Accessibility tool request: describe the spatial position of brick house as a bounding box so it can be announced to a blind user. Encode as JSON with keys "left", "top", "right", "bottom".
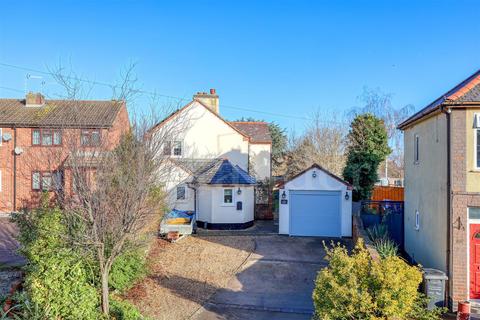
{"left": 398, "top": 70, "right": 480, "bottom": 310}
{"left": 0, "top": 93, "right": 129, "bottom": 213}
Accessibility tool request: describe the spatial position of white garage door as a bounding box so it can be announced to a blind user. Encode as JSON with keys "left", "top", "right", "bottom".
{"left": 289, "top": 190, "right": 341, "bottom": 237}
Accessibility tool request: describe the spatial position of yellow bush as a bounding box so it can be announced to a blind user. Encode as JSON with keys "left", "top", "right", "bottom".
{"left": 312, "top": 240, "right": 442, "bottom": 320}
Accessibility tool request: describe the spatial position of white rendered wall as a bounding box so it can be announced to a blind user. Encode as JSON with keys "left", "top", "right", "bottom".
{"left": 249, "top": 143, "right": 271, "bottom": 180}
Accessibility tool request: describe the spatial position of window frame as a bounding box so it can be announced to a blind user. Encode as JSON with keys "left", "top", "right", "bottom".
{"left": 414, "top": 134, "right": 420, "bottom": 164}
{"left": 162, "top": 140, "right": 183, "bottom": 157}
{"left": 32, "top": 128, "right": 62, "bottom": 146}
{"left": 176, "top": 185, "right": 187, "bottom": 201}
{"left": 32, "top": 171, "right": 62, "bottom": 191}
{"left": 80, "top": 129, "right": 102, "bottom": 147}
{"left": 221, "top": 188, "right": 235, "bottom": 206}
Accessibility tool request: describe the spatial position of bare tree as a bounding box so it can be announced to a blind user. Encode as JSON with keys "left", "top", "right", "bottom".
{"left": 284, "top": 112, "right": 346, "bottom": 179}
{"left": 19, "top": 62, "right": 190, "bottom": 315}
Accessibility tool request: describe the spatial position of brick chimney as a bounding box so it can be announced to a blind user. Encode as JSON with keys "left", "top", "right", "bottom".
{"left": 25, "top": 92, "right": 45, "bottom": 107}
{"left": 193, "top": 89, "right": 219, "bottom": 114}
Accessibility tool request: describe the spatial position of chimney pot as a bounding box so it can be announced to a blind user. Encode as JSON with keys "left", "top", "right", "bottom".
{"left": 210, "top": 88, "right": 216, "bottom": 95}
{"left": 25, "top": 92, "right": 45, "bottom": 107}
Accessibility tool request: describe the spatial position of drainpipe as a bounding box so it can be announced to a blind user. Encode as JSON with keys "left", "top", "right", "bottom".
{"left": 441, "top": 105, "right": 452, "bottom": 306}
{"left": 13, "top": 126, "right": 17, "bottom": 212}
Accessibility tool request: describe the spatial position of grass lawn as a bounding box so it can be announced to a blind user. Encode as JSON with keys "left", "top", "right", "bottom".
{"left": 125, "top": 235, "right": 255, "bottom": 320}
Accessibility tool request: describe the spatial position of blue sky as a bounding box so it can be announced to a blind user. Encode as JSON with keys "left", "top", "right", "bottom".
{"left": 1, "top": 0, "right": 480, "bottom": 132}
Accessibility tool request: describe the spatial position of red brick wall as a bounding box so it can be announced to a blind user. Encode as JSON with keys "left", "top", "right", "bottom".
{"left": 449, "top": 109, "right": 480, "bottom": 310}
{"left": 0, "top": 103, "right": 130, "bottom": 212}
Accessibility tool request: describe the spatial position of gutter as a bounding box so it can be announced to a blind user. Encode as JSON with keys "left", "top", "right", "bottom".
{"left": 440, "top": 105, "right": 452, "bottom": 306}
{"left": 13, "top": 126, "right": 17, "bottom": 211}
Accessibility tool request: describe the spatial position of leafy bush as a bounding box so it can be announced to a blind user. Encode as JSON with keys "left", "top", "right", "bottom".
{"left": 375, "top": 238, "right": 398, "bottom": 258}
{"left": 12, "top": 206, "right": 100, "bottom": 320}
{"left": 110, "top": 249, "right": 148, "bottom": 292}
{"left": 312, "top": 240, "right": 444, "bottom": 319}
{"left": 110, "top": 296, "right": 145, "bottom": 320}
{"left": 366, "top": 224, "right": 388, "bottom": 242}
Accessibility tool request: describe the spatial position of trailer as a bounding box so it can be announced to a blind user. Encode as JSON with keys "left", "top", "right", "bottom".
{"left": 159, "top": 209, "right": 196, "bottom": 242}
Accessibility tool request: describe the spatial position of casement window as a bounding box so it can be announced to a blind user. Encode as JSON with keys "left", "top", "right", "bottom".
{"left": 176, "top": 185, "right": 186, "bottom": 201}
{"left": 222, "top": 188, "right": 234, "bottom": 205}
{"left": 32, "top": 129, "right": 62, "bottom": 146}
{"left": 415, "top": 210, "right": 420, "bottom": 230}
{"left": 414, "top": 134, "right": 420, "bottom": 164}
{"left": 475, "top": 114, "right": 480, "bottom": 169}
{"left": 32, "top": 171, "right": 62, "bottom": 191}
{"left": 163, "top": 141, "right": 183, "bottom": 156}
{"left": 80, "top": 129, "right": 101, "bottom": 147}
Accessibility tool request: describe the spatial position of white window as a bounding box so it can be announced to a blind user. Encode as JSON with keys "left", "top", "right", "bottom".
{"left": 415, "top": 210, "right": 420, "bottom": 230}
{"left": 222, "top": 188, "right": 234, "bottom": 205}
{"left": 173, "top": 141, "right": 182, "bottom": 156}
{"left": 162, "top": 141, "right": 183, "bottom": 156}
{"left": 414, "top": 134, "right": 419, "bottom": 164}
{"left": 475, "top": 114, "right": 480, "bottom": 169}
{"left": 176, "top": 186, "right": 186, "bottom": 201}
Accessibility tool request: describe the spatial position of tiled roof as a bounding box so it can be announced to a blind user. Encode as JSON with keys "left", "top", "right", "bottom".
{"left": 172, "top": 158, "right": 256, "bottom": 185}
{"left": 398, "top": 69, "right": 480, "bottom": 129}
{"left": 229, "top": 121, "right": 272, "bottom": 143}
{"left": 0, "top": 99, "right": 124, "bottom": 127}
{"left": 209, "top": 160, "right": 256, "bottom": 185}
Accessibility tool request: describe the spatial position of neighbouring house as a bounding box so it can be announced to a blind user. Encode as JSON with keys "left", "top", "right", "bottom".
{"left": 398, "top": 69, "right": 480, "bottom": 310}
{"left": 149, "top": 89, "right": 272, "bottom": 229}
{"left": 0, "top": 92, "right": 130, "bottom": 213}
{"left": 278, "top": 164, "right": 352, "bottom": 237}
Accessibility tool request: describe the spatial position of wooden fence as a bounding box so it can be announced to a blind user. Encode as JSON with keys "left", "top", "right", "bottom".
{"left": 371, "top": 186, "right": 404, "bottom": 201}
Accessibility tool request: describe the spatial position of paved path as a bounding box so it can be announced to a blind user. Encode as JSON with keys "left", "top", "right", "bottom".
{"left": 0, "top": 218, "right": 25, "bottom": 267}
{"left": 193, "top": 235, "right": 351, "bottom": 320}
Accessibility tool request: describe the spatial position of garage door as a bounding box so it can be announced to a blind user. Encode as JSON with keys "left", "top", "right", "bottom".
{"left": 289, "top": 190, "right": 341, "bottom": 237}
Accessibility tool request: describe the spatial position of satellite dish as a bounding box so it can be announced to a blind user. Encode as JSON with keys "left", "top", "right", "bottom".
{"left": 14, "top": 147, "right": 23, "bottom": 155}
{"left": 2, "top": 133, "right": 12, "bottom": 141}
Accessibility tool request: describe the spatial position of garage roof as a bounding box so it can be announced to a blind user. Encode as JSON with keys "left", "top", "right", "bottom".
{"left": 279, "top": 164, "right": 352, "bottom": 190}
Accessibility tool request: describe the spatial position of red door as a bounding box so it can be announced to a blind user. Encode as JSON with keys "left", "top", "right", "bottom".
{"left": 470, "top": 224, "right": 480, "bottom": 299}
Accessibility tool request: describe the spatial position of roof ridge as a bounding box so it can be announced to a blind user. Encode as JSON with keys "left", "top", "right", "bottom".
{"left": 229, "top": 121, "right": 268, "bottom": 124}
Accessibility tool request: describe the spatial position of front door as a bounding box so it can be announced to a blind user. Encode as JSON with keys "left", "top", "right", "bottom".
{"left": 470, "top": 224, "right": 480, "bottom": 299}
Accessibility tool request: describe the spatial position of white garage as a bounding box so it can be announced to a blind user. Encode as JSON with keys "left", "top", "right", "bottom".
{"left": 278, "top": 164, "right": 352, "bottom": 237}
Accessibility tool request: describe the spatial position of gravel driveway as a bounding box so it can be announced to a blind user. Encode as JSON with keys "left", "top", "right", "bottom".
{"left": 193, "top": 235, "right": 351, "bottom": 320}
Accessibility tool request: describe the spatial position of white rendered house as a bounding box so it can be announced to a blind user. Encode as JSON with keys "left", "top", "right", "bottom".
{"left": 150, "top": 89, "right": 272, "bottom": 229}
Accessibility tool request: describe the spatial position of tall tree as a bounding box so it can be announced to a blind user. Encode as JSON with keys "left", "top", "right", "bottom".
{"left": 348, "top": 87, "right": 414, "bottom": 178}
{"left": 343, "top": 113, "right": 391, "bottom": 201}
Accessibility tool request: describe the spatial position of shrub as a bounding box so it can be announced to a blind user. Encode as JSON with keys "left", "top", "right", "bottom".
{"left": 366, "top": 224, "right": 388, "bottom": 242}
{"left": 110, "top": 296, "right": 145, "bottom": 320}
{"left": 312, "top": 240, "right": 444, "bottom": 320}
{"left": 109, "top": 249, "right": 148, "bottom": 292}
{"left": 12, "top": 206, "right": 100, "bottom": 320}
{"left": 374, "top": 238, "right": 398, "bottom": 258}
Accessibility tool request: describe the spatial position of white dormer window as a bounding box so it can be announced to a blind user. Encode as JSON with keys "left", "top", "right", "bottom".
{"left": 163, "top": 141, "right": 183, "bottom": 157}
{"left": 474, "top": 114, "right": 480, "bottom": 169}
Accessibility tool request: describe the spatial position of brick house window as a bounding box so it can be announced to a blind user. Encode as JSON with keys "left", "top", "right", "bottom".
{"left": 81, "top": 129, "right": 101, "bottom": 147}
{"left": 414, "top": 134, "right": 420, "bottom": 164}
{"left": 32, "top": 129, "right": 62, "bottom": 146}
{"left": 32, "top": 171, "right": 62, "bottom": 191}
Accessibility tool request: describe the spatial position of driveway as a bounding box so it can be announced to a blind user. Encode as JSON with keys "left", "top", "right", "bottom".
{"left": 194, "top": 235, "right": 351, "bottom": 320}
{"left": 0, "top": 217, "right": 25, "bottom": 267}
